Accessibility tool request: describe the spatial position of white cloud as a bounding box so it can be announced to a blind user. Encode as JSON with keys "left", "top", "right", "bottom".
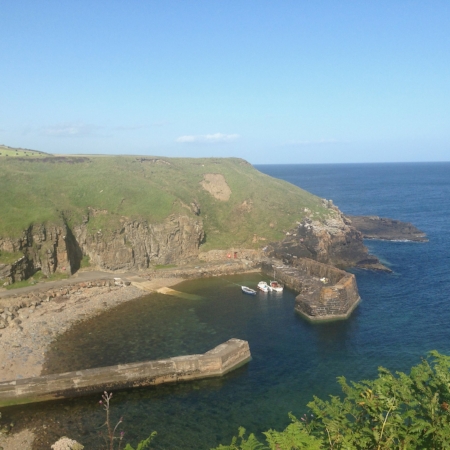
{"left": 42, "top": 123, "right": 101, "bottom": 137}
{"left": 176, "top": 133, "right": 240, "bottom": 144}
{"left": 284, "top": 139, "right": 345, "bottom": 146}
{"left": 285, "top": 139, "right": 340, "bottom": 146}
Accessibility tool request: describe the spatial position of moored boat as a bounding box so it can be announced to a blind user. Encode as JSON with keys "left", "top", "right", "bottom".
{"left": 241, "top": 286, "right": 257, "bottom": 295}
{"left": 257, "top": 281, "right": 270, "bottom": 292}
{"left": 269, "top": 281, "right": 283, "bottom": 292}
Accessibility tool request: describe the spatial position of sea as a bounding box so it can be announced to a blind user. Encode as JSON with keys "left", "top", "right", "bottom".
{"left": 3, "top": 162, "right": 450, "bottom": 449}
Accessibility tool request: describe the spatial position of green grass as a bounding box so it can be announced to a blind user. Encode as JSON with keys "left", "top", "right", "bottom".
{"left": 0, "top": 250, "right": 24, "bottom": 265}
{"left": 0, "top": 152, "right": 332, "bottom": 249}
{"left": 4, "top": 279, "right": 36, "bottom": 290}
{"left": 153, "top": 264, "right": 177, "bottom": 270}
{"left": 0, "top": 145, "right": 48, "bottom": 158}
{"left": 80, "top": 255, "right": 91, "bottom": 269}
{"left": 4, "top": 271, "right": 69, "bottom": 289}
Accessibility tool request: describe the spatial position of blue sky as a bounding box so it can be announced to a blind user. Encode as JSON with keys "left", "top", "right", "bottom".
{"left": 1, "top": 1, "right": 449, "bottom": 163}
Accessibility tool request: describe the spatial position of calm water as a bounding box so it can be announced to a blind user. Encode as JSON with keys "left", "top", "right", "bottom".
{"left": 4, "top": 163, "right": 450, "bottom": 449}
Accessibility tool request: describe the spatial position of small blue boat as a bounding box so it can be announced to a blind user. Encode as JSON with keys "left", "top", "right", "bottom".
{"left": 241, "top": 286, "right": 257, "bottom": 295}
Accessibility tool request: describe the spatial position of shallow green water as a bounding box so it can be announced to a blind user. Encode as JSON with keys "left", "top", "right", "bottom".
{"left": 8, "top": 273, "right": 325, "bottom": 449}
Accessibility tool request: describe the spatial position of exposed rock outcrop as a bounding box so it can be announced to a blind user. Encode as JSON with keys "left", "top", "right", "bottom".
{"left": 0, "top": 214, "right": 204, "bottom": 283}
{"left": 0, "top": 256, "right": 34, "bottom": 285}
{"left": 266, "top": 209, "right": 390, "bottom": 272}
{"left": 74, "top": 214, "right": 204, "bottom": 271}
{"left": 346, "top": 215, "right": 428, "bottom": 242}
{"left": 0, "top": 278, "right": 130, "bottom": 332}
{"left": 0, "top": 224, "right": 73, "bottom": 284}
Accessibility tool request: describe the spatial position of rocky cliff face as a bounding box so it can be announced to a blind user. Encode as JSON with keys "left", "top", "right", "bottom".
{"left": 0, "top": 224, "right": 71, "bottom": 283}
{"left": 73, "top": 215, "right": 204, "bottom": 271}
{"left": 0, "top": 214, "right": 204, "bottom": 284}
{"left": 266, "top": 206, "right": 389, "bottom": 271}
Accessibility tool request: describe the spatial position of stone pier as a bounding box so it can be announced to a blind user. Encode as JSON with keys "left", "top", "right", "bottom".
{"left": 262, "top": 258, "right": 360, "bottom": 321}
{"left": 0, "top": 339, "right": 251, "bottom": 407}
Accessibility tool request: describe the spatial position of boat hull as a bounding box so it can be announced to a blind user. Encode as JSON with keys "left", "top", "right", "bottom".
{"left": 270, "top": 281, "right": 283, "bottom": 292}
{"left": 241, "top": 286, "right": 257, "bottom": 295}
{"left": 257, "top": 281, "right": 270, "bottom": 292}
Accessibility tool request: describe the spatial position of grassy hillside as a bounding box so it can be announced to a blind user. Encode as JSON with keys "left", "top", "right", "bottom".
{"left": 0, "top": 153, "right": 330, "bottom": 250}
{"left": 0, "top": 144, "right": 49, "bottom": 158}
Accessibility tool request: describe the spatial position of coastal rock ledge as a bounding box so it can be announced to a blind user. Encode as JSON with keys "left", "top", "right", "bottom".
{"left": 346, "top": 215, "right": 428, "bottom": 242}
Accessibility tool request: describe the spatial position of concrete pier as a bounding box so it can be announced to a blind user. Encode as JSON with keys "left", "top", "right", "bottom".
{"left": 0, "top": 338, "right": 251, "bottom": 407}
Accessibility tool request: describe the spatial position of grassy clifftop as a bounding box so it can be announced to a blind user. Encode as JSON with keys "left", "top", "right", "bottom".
{"left": 0, "top": 144, "right": 48, "bottom": 158}
{"left": 0, "top": 153, "right": 330, "bottom": 250}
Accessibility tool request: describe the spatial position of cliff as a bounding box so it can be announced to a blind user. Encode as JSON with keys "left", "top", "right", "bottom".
{"left": 0, "top": 215, "right": 204, "bottom": 284}
{"left": 0, "top": 153, "right": 388, "bottom": 285}
{"left": 266, "top": 201, "right": 390, "bottom": 271}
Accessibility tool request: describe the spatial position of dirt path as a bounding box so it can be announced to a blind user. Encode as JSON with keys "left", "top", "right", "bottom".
{"left": 0, "top": 270, "right": 140, "bottom": 300}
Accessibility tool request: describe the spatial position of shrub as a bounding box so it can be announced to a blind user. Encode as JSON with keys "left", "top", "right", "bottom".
{"left": 215, "top": 351, "right": 450, "bottom": 450}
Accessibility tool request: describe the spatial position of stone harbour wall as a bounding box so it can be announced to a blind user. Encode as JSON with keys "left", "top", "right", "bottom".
{"left": 291, "top": 257, "right": 345, "bottom": 284}
{"left": 199, "top": 249, "right": 264, "bottom": 262}
{"left": 295, "top": 271, "right": 360, "bottom": 321}
{"left": 262, "top": 258, "right": 360, "bottom": 321}
{"left": 153, "top": 259, "right": 260, "bottom": 279}
{"left": 0, "top": 338, "right": 251, "bottom": 407}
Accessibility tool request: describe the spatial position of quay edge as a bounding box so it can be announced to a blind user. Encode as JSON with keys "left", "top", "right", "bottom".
{"left": 261, "top": 258, "right": 361, "bottom": 322}
{"left": 0, "top": 338, "right": 251, "bottom": 407}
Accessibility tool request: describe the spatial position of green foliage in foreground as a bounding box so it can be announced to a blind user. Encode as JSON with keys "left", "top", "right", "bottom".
{"left": 123, "top": 432, "right": 157, "bottom": 450}
{"left": 214, "top": 351, "right": 450, "bottom": 450}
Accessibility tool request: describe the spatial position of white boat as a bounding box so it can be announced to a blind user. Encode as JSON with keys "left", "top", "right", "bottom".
{"left": 257, "top": 281, "right": 270, "bottom": 292}
{"left": 269, "top": 281, "right": 283, "bottom": 292}
{"left": 241, "top": 286, "right": 257, "bottom": 295}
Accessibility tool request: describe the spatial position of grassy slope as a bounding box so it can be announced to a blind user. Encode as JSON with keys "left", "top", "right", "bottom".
{"left": 0, "top": 154, "right": 330, "bottom": 250}
{"left": 0, "top": 144, "right": 48, "bottom": 158}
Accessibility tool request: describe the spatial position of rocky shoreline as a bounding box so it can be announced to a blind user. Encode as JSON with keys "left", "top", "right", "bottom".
{"left": 0, "top": 259, "right": 254, "bottom": 450}
{"left": 347, "top": 215, "right": 428, "bottom": 242}
{"left": 0, "top": 262, "right": 260, "bottom": 449}
{"left": 0, "top": 276, "right": 187, "bottom": 450}
{"left": 0, "top": 283, "right": 143, "bottom": 383}
{"left": 0, "top": 278, "right": 187, "bottom": 384}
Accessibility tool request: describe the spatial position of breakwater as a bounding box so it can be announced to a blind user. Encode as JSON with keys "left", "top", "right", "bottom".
{"left": 262, "top": 258, "right": 360, "bottom": 321}
{"left": 0, "top": 338, "right": 251, "bottom": 407}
